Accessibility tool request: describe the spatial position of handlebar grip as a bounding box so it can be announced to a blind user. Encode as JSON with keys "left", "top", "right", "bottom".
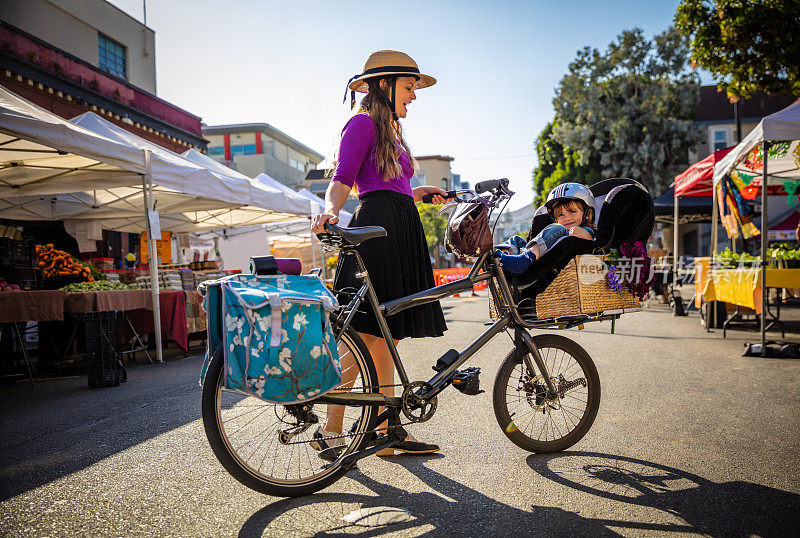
{"left": 421, "top": 190, "right": 457, "bottom": 204}
{"left": 475, "top": 178, "right": 509, "bottom": 194}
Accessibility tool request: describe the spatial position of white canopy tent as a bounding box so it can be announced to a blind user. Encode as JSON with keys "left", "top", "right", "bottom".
{"left": 254, "top": 173, "right": 355, "bottom": 275}
{"left": 0, "top": 85, "right": 309, "bottom": 362}
{"left": 712, "top": 98, "right": 800, "bottom": 353}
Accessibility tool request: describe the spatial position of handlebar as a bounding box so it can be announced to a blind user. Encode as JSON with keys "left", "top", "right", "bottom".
{"left": 475, "top": 178, "right": 512, "bottom": 195}
{"left": 421, "top": 190, "right": 457, "bottom": 204}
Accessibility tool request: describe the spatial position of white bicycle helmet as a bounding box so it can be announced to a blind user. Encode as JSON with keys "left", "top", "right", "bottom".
{"left": 544, "top": 182, "right": 596, "bottom": 218}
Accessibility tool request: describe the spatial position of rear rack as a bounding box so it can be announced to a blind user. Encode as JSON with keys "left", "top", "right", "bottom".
{"left": 515, "top": 308, "right": 640, "bottom": 332}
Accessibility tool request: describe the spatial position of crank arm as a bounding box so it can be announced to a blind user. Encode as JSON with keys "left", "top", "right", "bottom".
{"left": 340, "top": 426, "right": 408, "bottom": 468}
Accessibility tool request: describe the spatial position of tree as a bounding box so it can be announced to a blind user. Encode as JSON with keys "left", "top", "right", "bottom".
{"left": 675, "top": 0, "right": 800, "bottom": 100}
{"left": 416, "top": 203, "right": 447, "bottom": 267}
{"left": 550, "top": 27, "right": 702, "bottom": 195}
{"left": 532, "top": 121, "right": 600, "bottom": 205}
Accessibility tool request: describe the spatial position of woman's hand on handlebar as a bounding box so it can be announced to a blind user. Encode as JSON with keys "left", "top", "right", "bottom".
{"left": 312, "top": 212, "right": 338, "bottom": 234}
{"left": 413, "top": 185, "right": 449, "bottom": 205}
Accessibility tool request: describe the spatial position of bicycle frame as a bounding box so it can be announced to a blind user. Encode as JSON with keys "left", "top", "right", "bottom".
{"left": 316, "top": 248, "right": 558, "bottom": 409}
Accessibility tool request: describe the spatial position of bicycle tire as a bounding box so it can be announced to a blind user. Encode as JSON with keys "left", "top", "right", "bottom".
{"left": 201, "top": 326, "right": 378, "bottom": 497}
{"left": 492, "top": 333, "right": 600, "bottom": 453}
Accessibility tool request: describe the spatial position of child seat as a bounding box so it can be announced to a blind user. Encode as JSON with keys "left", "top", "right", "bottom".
{"left": 513, "top": 178, "right": 655, "bottom": 298}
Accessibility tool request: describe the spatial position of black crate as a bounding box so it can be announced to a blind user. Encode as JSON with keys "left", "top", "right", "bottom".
{"left": 14, "top": 267, "right": 42, "bottom": 290}
{"left": 0, "top": 266, "right": 42, "bottom": 290}
{"left": 84, "top": 310, "right": 127, "bottom": 388}
{"left": 0, "top": 238, "right": 35, "bottom": 267}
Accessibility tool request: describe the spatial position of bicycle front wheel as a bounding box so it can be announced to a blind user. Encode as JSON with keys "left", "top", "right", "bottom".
{"left": 201, "top": 327, "right": 378, "bottom": 497}
{"left": 493, "top": 333, "right": 600, "bottom": 453}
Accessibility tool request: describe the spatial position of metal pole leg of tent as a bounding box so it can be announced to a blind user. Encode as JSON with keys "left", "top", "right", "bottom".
{"left": 673, "top": 194, "right": 679, "bottom": 293}
{"left": 710, "top": 181, "right": 720, "bottom": 330}
{"left": 14, "top": 322, "right": 35, "bottom": 387}
{"left": 141, "top": 153, "right": 163, "bottom": 364}
{"left": 761, "top": 142, "right": 769, "bottom": 357}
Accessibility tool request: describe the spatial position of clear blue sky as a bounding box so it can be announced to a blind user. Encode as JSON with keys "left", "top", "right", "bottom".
{"left": 110, "top": 0, "right": 702, "bottom": 209}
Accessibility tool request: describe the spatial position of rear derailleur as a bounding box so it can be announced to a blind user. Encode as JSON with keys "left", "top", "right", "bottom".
{"left": 278, "top": 402, "right": 319, "bottom": 444}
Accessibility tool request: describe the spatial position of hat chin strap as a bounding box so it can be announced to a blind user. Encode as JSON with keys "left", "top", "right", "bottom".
{"left": 388, "top": 78, "right": 398, "bottom": 121}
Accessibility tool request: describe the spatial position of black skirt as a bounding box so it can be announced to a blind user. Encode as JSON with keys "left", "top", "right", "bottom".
{"left": 333, "top": 190, "right": 447, "bottom": 340}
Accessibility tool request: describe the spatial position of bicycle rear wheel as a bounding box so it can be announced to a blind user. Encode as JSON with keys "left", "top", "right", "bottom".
{"left": 201, "top": 327, "right": 378, "bottom": 497}
{"left": 493, "top": 333, "right": 600, "bottom": 453}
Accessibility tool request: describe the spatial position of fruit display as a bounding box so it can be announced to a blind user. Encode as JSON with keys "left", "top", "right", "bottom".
{"left": 60, "top": 281, "right": 135, "bottom": 292}
{"left": 0, "top": 281, "right": 23, "bottom": 292}
{"left": 36, "top": 244, "right": 94, "bottom": 281}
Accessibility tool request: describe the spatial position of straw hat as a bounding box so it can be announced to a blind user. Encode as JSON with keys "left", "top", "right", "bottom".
{"left": 347, "top": 50, "right": 436, "bottom": 93}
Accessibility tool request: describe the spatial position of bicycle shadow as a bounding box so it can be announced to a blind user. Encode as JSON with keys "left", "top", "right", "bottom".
{"left": 239, "top": 455, "right": 617, "bottom": 537}
{"left": 526, "top": 451, "right": 800, "bottom": 536}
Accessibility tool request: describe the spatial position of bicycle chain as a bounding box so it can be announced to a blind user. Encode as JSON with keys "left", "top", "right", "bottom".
{"left": 282, "top": 383, "right": 415, "bottom": 446}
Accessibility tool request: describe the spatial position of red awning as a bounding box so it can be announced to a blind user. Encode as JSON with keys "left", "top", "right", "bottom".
{"left": 674, "top": 147, "right": 734, "bottom": 198}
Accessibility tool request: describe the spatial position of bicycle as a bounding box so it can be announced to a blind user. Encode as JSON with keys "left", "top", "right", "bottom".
{"left": 201, "top": 178, "right": 606, "bottom": 497}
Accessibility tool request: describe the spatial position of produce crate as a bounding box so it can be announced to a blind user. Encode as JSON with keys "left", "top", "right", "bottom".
{"left": 0, "top": 266, "right": 42, "bottom": 290}
{"left": 84, "top": 310, "right": 127, "bottom": 388}
{"left": 189, "top": 261, "right": 218, "bottom": 271}
{"left": 0, "top": 238, "right": 35, "bottom": 267}
{"left": 89, "top": 257, "right": 115, "bottom": 271}
{"left": 14, "top": 267, "right": 42, "bottom": 291}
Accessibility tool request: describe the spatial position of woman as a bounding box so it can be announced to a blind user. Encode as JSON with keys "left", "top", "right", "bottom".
{"left": 311, "top": 50, "right": 448, "bottom": 456}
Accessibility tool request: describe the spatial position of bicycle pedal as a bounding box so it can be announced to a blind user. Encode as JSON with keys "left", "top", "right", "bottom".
{"left": 451, "top": 367, "right": 483, "bottom": 395}
{"left": 432, "top": 349, "right": 459, "bottom": 372}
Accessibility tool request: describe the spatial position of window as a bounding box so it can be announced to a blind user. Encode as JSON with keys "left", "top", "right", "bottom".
{"left": 98, "top": 34, "right": 127, "bottom": 79}
{"left": 289, "top": 157, "right": 305, "bottom": 171}
{"left": 713, "top": 130, "right": 728, "bottom": 151}
{"left": 207, "top": 147, "right": 224, "bottom": 157}
{"left": 441, "top": 178, "right": 448, "bottom": 189}
{"left": 229, "top": 144, "right": 256, "bottom": 156}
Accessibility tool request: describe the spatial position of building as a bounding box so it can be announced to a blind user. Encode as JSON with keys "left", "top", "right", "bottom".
{"left": 415, "top": 155, "right": 454, "bottom": 190}
{"left": 0, "top": 0, "right": 208, "bottom": 265}
{"left": 691, "top": 86, "right": 797, "bottom": 162}
{"left": 666, "top": 85, "right": 798, "bottom": 258}
{"left": 0, "top": 0, "right": 206, "bottom": 152}
{"left": 203, "top": 123, "right": 325, "bottom": 189}
{"left": 492, "top": 203, "right": 536, "bottom": 245}
{"left": 451, "top": 173, "right": 469, "bottom": 191}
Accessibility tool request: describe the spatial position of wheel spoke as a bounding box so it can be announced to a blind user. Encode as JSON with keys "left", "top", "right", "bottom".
{"left": 495, "top": 336, "right": 599, "bottom": 453}
{"left": 203, "top": 330, "right": 378, "bottom": 493}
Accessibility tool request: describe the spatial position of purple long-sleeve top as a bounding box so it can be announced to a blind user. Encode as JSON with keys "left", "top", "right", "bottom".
{"left": 332, "top": 113, "right": 414, "bottom": 197}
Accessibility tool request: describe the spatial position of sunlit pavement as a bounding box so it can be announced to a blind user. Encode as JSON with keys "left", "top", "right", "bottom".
{"left": 1, "top": 292, "right": 799, "bottom": 536}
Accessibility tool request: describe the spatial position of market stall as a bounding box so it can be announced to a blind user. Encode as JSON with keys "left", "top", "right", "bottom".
{"left": 0, "top": 85, "right": 310, "bottom": 373}
{"left": 669, "top": 147, "right": 733, "bottom": 277}
{"left": 712, "top": 98, "right": 800, "bottom": 352}
{"left": 702, "top": 266, "right": 800, "bottom": 336}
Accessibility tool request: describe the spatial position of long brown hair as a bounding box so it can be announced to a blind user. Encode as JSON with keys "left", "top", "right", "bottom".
{"left": 328, "top": 77, "right": 415, "bottom": 184}
{"left": 358, "top": 78, "right": 414, "bottom": 181}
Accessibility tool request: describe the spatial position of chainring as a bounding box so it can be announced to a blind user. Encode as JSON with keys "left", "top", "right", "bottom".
{"left": 401, "top": 381, "right": 438, "bottom": 423}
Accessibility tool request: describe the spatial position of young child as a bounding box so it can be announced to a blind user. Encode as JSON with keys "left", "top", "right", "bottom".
{"left": 497, "top": 183, "right": 596, "bottom": 274}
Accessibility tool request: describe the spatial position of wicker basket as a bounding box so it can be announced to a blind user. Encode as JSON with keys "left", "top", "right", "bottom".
{"left": 488, "top": 281, "right": 505, "bottom": 321}
{"left": 535, "top": 259, "right": 583, "bottom": 319}
{"left": 489, "top": 255, "right": 639, "bottom": 321}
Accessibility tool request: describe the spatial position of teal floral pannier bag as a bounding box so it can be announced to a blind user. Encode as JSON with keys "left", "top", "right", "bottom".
{"left": 201, "top": 274, "right": 341, "bottom": 404}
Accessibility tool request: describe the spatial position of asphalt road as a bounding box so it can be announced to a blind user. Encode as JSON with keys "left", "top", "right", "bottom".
{"left": 1, "top": 293, "right": 799, "bottom": 536}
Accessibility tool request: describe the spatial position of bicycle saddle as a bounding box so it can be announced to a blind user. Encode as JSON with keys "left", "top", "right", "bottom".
{"left": 323, "top": 223, "right": 387, "bottom": 246}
